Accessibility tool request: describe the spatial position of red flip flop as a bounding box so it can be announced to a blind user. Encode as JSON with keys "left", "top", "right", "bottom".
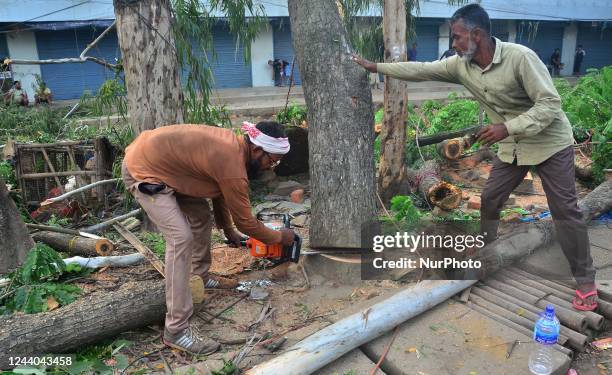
{"left": 572, "top": 289, "right": 598, "bottom": 311}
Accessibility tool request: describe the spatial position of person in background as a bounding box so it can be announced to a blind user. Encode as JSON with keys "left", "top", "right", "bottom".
{"left": 573, "top": 45, "right": 586, "bottom": 76}
{"left": 268, "top": 59, "right": 283, "bottom": 86}
{"left": 408, "top": 42, "right": 418, "bottom": 61}
{"left": 550, "top": 48, "right": 562, "bottom": 77}
{"left": 5, "top": 80, "right": 28, "bottom": 106}
{"left": 283, "top": 60, "right": 293, "bottom": 86}
{"left": 34, "top": 80, "right": 53, "bottom": 105}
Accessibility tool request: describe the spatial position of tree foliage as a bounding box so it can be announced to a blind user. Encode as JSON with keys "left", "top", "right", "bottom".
{"left": 171, "top": 0, "right": 266, "bottom": 125}
{"left": 554, "top": 67, "right": 612, "bottom": 182}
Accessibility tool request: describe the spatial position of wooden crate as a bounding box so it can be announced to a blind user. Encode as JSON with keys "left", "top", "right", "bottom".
{"left": 12, "top": 138, "right": 114, "bottom": 204}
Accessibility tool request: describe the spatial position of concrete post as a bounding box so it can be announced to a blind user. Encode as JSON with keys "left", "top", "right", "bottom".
{"left": 6, "top": 31, "right": 41, "bottom": 101}
{"left": 250, "top": 24, "right": 275, "bottom": 87}
{"left": 561, "top": 22, "right": 577, "bottom": 76}
{"left": 507, "top": 20, "right": 517, "bottom": 43}
{"left": 438, "top": 21, "right": 450, "bottom": 60}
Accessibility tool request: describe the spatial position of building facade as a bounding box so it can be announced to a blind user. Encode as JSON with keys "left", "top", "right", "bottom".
{"left": 1, "top": 0, "right": 611, "bottom": 100}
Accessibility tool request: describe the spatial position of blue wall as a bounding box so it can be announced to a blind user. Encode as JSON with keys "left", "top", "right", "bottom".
{"left": 181, "top": 24, "right": 252, "bottom": 89}
{"left": 409, "top": 19, "right": 443, "bottom": 62}
{"left": 576, "top": 23, "right": 612, "bottom": 72}
{"left": 516, "top": 21, "right": 565, "bottom": 64}
{"left": 36, "top": 28, "right": 120, "bottom": 100}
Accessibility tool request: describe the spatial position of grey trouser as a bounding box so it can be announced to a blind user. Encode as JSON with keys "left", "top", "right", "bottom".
{"left": 122, "top": 162, "right": 212, "bottom": 334}
{"left": 480, "top": 146, "right": 595, "bottom": 284}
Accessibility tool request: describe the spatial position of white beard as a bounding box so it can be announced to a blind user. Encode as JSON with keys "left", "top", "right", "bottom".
{"left": 462, "top": 39, "right": 478, "bottom": 62}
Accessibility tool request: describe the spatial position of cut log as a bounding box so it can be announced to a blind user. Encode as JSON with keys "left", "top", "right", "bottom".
{"left": 436, "top": 138, "right": 465, "bottom": 160}
{"left": 406, "top": 160, "right": 462, "bottom": 210}
{"left": 31, "top": 231, "right": 114, "bottom": 257}
{"left": 0, "top": 280, "right": 165, "bottom": 369}
{"left": 0, "top": 180, "right": 34, "bottom": 274}
{"left": 63, "top": 254, "right": 145, "bottom": 269}
{"left": 578, "top": 179, "right": 611, "bottom": 221}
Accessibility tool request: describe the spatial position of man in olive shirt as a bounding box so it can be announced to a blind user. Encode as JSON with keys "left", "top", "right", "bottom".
{"left": 353, "top": 4, "right": 597, "bottom": 311}
{"left": 123, "top": 121, "right": 296, "bottom": 354}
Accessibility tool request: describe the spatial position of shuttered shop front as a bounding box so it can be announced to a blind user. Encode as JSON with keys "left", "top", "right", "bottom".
{"left": 36, "top": 27, "right": 120, "bottom": 100}
{"left": 576, "top": 22, "right": 612, "bottom": 72}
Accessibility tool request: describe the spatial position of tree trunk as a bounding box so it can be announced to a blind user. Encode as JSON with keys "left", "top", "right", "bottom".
{"left": 0, "top": 180, "right": 34, "bottom": 274}
{"left": 0, "top": 280, "right": 165, "bottom": 369}
{"left": 31, "top": 231, "right": 114, "bottom": 257}
{"left": 113, "top": 0, "right": 183, "bottom": 134}
{"left": 378, "top": 0, "right": 410, "bottom": 203}
{"left": 406, "top": 160, "right": 462, "bottom": 210}
{"left": 288, "top": 0, "right": 377, "bottom": 249}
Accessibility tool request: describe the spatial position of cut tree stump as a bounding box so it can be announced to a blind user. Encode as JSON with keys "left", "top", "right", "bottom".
{"left": 31, "top": 231, "right": 114, "bottom": 257}
{"left": 0, "top": 180, "right": 34, "bottom": 274}
{"left": 406, "top": 160, "right": 462, "bottom": 210}
{"left": 0, "top": 280, "right": 165, "bottom": 369}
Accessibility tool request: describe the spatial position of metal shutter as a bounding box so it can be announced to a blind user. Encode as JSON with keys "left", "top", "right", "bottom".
{"left": 492, "top": 20, "right": 509, "bottom": 42}
{"left": 516, "top": 21, "right": 565, "bottom": 62}
{"left": 36, "top": 28, "right": 120, "bottom": 100}
{"left": 209, "top": 25, "right": 252, "bottom": 88}
{"left": 273, "top": 21, "right": 301, "bottom": 85}
{"left": 576, "top": 22, "right": 612, "bottom": 72}
{"left": 411, "top": 19, "right": 442, "bottom": 62}
{"left": 0, "top": 35, "right": 8, "bottom": 60}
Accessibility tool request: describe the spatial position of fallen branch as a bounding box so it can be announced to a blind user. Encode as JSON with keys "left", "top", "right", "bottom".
{"left": 5, "top": 21, "right": 119, "bottom": 71}
{"left": 40, "top": 178, "right": 121, "bottom": 206}
{"left": 63, "top": 253, "right": 145, "bottom": 269}
{"left": 244, "top": 280, "right": 474, "bottom": 375}
{"left": 82, "top": 209, "right": 142, "bottom": 233}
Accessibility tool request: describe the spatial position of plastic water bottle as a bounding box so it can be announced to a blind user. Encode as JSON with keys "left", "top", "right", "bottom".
{"left": 529, "top": 304, "right": 560, "bottom": 375}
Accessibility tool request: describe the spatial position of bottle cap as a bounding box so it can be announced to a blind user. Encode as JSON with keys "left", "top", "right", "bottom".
{"left": 545, "top": 304, "right": 555, "bottom": 317}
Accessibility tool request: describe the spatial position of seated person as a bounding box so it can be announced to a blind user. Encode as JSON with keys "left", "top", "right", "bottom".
{"left": 5, "top": 81, "right": 28, "bottom": 106}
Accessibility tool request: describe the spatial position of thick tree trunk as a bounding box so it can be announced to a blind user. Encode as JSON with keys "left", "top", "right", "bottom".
{"left": 0, "top": 280, "right": 165, "bottom": 369}
{"left": 378, "top": 0, "right": 409, "bottom": 203}
{"left": 406, "top": 160, "right": 462, "bottom": 210}
{"left": 114, "top": 0, "right": 183, "bottom": 134}
{"left": 31, "top": 231, "right": 114, "bottom": 257}
{"left": 0, "top": 180, "right": 34, "bottom": 274}
{"left": 288, "top": 0, "right": 377, "bottom": 249}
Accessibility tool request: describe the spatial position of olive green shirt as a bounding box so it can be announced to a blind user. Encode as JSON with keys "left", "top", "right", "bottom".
{"left": 377, "top": 38, "right": 574, "bottom": 165}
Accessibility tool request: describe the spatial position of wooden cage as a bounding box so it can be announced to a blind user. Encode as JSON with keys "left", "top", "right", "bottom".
{"left": 12, "top": 138, "right": 114, "bottom": 205}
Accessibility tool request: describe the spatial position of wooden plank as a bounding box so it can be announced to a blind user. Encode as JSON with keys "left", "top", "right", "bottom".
{"left": 113, "top": 223, "right": 165, "bottom": 277}
{"left": 40, "top": 148, "right": 65, "bottom": 194}
{"left": 21, "top": 170, "right": 97, "bottom": 179}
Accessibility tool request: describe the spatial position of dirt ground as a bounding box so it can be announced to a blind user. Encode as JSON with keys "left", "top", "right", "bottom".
{"left": 32, "top": 152, "right": 610, "bottom": 374}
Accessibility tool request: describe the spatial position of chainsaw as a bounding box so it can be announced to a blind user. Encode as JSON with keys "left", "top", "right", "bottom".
{"left": 226, "top": 213, "right": 302, "bottom": 265}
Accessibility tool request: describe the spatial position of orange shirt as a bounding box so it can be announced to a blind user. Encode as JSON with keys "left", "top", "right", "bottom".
{"left": 124, "top": 124, "right": 281, "bottom": 244}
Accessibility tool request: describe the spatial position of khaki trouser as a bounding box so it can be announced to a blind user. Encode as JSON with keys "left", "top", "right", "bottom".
{"left": 480, "top": 146, "right": 595, "bottom": 284}
{"left": 122, "top": 162, "right": 212, "bottom": 334}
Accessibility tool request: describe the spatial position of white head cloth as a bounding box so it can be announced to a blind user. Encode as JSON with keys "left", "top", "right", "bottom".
{"left": 241, "top": 121, "right": 290, "bottom": 155}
